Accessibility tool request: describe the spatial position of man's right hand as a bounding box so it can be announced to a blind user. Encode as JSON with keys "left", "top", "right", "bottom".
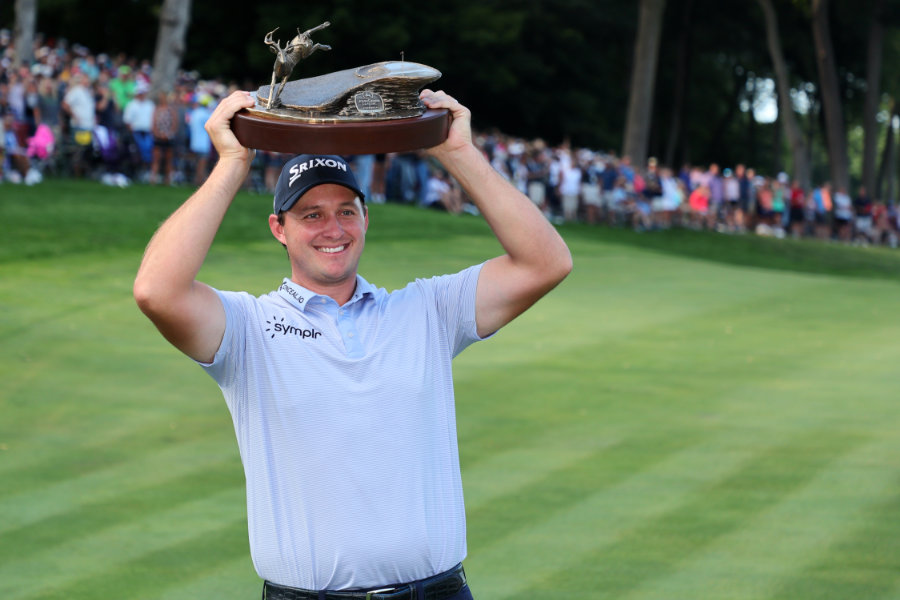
{"left": 206, "top": 90, "right": 256, "bottom": 165}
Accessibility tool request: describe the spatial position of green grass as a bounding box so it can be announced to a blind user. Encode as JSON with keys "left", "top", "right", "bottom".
{"left": 2, "top": 180, "right": 900, "bottom": 599}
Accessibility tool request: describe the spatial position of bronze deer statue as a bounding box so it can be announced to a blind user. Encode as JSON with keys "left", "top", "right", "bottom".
{"left": 264, "top": 22, "right": 331, "bottom": 108}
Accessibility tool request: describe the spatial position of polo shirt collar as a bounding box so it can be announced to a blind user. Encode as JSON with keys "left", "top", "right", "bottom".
{"left": 276, "top": 275, "right": 376, "bottom": 312}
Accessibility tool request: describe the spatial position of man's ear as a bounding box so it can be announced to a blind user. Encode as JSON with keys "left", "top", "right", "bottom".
{"left": 269, "top": 213, "right": 286, "bottom": 245}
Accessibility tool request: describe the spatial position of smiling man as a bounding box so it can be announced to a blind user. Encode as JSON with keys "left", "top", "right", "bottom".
{"left": 269, "top": 158, "right": 370, "bottom": 302}
{"left": 134, "top": 89, "right": 571, "bottom": 600}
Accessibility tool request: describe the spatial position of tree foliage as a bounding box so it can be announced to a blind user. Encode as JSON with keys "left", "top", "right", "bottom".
{"left": 8, "top": 0, "right": 900, "bottom": 187}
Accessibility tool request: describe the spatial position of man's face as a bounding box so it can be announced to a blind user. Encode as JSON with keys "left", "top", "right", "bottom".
{"left": 269, "top": 183, "right": 368, "bottom": 294}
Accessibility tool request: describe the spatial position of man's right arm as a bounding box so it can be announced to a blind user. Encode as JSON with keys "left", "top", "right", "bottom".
{"left": 133, "top": 91, "right": 256, "bottom": 363}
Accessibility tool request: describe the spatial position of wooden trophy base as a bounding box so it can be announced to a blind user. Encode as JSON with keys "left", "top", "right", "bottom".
{"left": 231, "top": 108, "right": 451, "bottom": 155}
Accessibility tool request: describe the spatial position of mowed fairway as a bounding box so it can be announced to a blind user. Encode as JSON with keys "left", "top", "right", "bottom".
{"left": 2, "top": 181, "right": 900, "bottom": 599}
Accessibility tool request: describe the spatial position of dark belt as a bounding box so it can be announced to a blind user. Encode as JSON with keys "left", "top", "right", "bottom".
{"left": 263, "top": 563, "right": 467, "bottom": 600}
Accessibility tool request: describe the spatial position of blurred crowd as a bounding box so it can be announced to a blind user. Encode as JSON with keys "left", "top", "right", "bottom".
{"left": 0, "top": 30, "right": 233, "bottom": 187}
{"left": 2, "top": 30, "right": 898, "bottom": 247}
{"left": 464, "top": 138, "right": 900, "bottom": 247}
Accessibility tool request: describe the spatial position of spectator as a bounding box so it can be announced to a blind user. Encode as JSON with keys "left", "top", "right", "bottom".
{"left": 658, "top": 166, "right": 684, "bottom": 228}
{"left": 109, "top": 65, "right": 136, "bottom": 110}
{"left": 812, "top": 182, "right": 832, "bottom": 240}
{"left": 833, "top": 186, "right": 853, "bottom": 242}
{"left": 349, "top": 154, "right": 375, "bottom": 201}
{"left": 370, "top": 153, "right": 388, "bottom": 204}
{"left": 788, "top": 180, "right": 806, "bottom": 239}
{"left": 123, "top": 81, "right": 154, "bottom": 173}
{"left": 61, "top": 72, "right": 95, "bottom": 177}
{"left": 35, "top": 77, "right": 61, "bottom": 139}
{"left": 770, "top": 178, "right": 786, "bottom": 234}
{"left": 688, "top": 182, "right": 711, "bottom": 229}
{"left": 546, "top": 150, "right": 563, "bottom": 221}
{"left": 23, "top": 75, "right": 39, "bottom": 136}
{"left": 94, "top": 71, "right": 119, "bottom": 131}
{"left": 735, "top": 163, "right": 750, "bottom": 232}
{"left": 706, "top": 163, "right": 723, "bottom": 229}
{"left": 853, "top": 185, "right": 873, "bottom": 244}
{"left": 525, "top": 149, "right": 549, "bottom": 214}
{"left": 558, "top": 150, "right": 583, "bottom": 222}
{"left": 643, "top": 157, "right": 664, "bottom": 227}
{"left": 150, "top": 91, "right": 178, "bottom": 184}
{"left": 7, "top": 70, "right": 26, "bottom": 121}
{"left": 509, "top": 150, "right": 529, "bottom": 196}
{"left": 259, "top": 151, "right": 288, "bottom": 193}
{"left": 722, "top": 167, "right": 740, "bottom": 232}
{"left": 755, "top": 177, "right": 774, "bottom": 229}
{"left": 185, "top": 93, "right": 213, "bottom": 186}
{"left": 601, "top": 156, "right": 620, "bottom": 224}
{"left": 26, "top": 121, "right": 55, "bottom": 170}
{"left": 871, "top": 202, "right": 895, "bottom": 247}
{"left": 581, "top": 155, "right": 603, "bottom": 225}
{"left": 422, "top": 167, "right": 463, "bottom": 214}
{"left": 744, "top": 168, "right": 758, "bottom": 227}
{"left": 3, "top": 111, "right": 34, "bottom": 183}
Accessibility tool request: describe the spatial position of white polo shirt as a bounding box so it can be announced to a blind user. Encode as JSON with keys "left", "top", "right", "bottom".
{"left": 201, "top": 264, "right": 486, "bottom": 590}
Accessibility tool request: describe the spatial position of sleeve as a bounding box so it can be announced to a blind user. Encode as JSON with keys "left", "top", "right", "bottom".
{"left": 420, "top": 262, "right": 492, "bottom": 358}
{"left": 195, "top": 289, "right": 252, "bottom": 389}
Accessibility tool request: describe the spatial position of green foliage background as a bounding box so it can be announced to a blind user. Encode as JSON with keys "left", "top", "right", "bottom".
{"left": 8, "top": 0, "right": 900, "bottom": 175}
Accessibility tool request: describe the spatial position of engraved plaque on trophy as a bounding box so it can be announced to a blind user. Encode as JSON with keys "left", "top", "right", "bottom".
{"left": 231, "top": 22, "right": 450, "bottom": 154}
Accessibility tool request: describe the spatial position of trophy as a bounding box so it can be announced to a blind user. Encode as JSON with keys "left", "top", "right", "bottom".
{"left": 231, "top": 22, "right": 450, "bottom": 154}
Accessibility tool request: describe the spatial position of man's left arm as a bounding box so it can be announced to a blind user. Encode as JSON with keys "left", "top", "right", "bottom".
{"left": 421, "top": 90, "right": 573, "bottom": 338}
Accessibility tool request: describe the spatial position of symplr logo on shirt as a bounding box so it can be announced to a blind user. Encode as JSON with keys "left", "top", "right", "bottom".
{"left": 265, "top": 316, "right": 322, "bottom": 340}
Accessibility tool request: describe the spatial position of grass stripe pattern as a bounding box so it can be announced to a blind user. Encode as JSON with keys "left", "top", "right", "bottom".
{"left": 2, "top": 181, "right": 900, "bottom": 599}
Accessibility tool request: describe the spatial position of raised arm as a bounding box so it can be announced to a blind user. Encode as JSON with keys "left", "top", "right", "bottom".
{"left": 420, "top": 90, "right": 573, "bottom": 338}
{"left": 133, "top": 91, "right": 256, "bottom": 362}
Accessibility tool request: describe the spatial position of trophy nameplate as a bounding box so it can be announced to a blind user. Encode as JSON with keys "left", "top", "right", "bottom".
{"left": 231, "top": 23, "right": 450, "bottom": 154}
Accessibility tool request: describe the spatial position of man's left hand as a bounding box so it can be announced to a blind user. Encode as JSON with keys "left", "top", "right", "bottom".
{"left": 419, "top": 89, "right": 473, "bottom": 161}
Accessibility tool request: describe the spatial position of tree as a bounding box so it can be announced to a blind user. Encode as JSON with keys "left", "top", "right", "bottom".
{"left": 811, "top": 0, "right": 850, "bottom": 192}
{"left": 862, "top": 0, "right": 886, "bottom": 197}
{"left": 663, "top": 0, "right": 694, "bottom": 169}
{"left": 151, "top": 0, "right": 192, "bottom": 96}
{"left": 623, "top": 0, "right": 667, "bottom": 165}
{"left": 757, "top": 0, "right": 811, "bottom": 187}
{"left": 13, "top": 0, "right": 37, "bottom": 67}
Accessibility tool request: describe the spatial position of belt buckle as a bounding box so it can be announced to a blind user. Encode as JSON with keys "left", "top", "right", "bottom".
{"left": 365, "top": 587, "right": 396, "bottom": 600}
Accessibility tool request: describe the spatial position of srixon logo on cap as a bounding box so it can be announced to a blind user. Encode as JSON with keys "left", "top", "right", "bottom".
{"left": 288, "top": 157, "right": 348, "bottom": 187}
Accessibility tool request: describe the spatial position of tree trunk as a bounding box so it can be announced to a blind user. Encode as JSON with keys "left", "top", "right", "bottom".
{"left": 887, "top": 124, "right": 897, "bottom": 206}
{"left": 876, "top": 100, "right": 897, "bottom": 203}
{"left": 13, "top": 0, "right": 37, "bottom": 68}
{"left": 664, "top": 0, "right": 694, "bottom": 169}
{"left": 862, "top": 0, "right": 885, "bottom": 197}
{"left": 811, "top": 0, "right": 849, "bottom": 192}
{"left": 622, "top": 0, "right": 667, "bottom": 166}
{"left": 756, "top": 0, "right": 810, "bottom": 188}
{"left": 151, "top": 0, "right": 192, "bottom": 97}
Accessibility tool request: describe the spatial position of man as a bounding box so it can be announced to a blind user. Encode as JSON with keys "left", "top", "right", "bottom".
{"left": 133, "top": 89, "right": 572, "bottom": 599}
{"left": 123, "top": 81, "right": 155, "bottom": 171}
{"left": 61, "top": 72, "right": 96, "bottom": 177}
{"left": 185, "top": 93, "right": 213, "bottom": 185}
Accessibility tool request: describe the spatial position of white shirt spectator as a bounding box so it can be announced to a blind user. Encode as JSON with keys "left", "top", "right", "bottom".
{"left": 63, "top": 81, "right": 96, "bottom": 130}
{"left": 559, "top": 163, "right": 583, "bottom": 197}
{"left": 124, "top": 95, "right": 155, "bottom": 132}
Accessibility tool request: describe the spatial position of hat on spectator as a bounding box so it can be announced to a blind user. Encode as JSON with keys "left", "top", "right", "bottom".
{"left": 273, "top": 155, "right": 365, "bottom": 214}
